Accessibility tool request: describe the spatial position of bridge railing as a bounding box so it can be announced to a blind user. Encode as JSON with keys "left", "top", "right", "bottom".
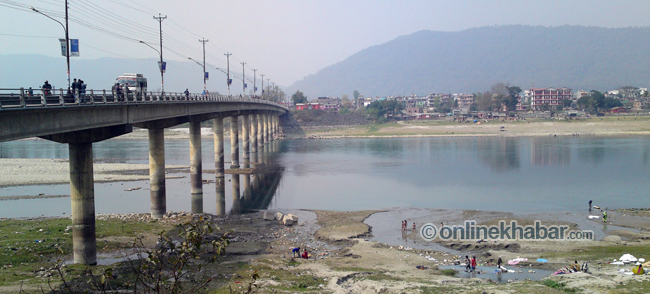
{"left": 0, "top": 88, "right": 288, "bottom": 110}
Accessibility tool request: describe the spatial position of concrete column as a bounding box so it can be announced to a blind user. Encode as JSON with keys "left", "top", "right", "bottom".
{"left": 257, "top": 113, "right": 264, "bottom": 148}
{"left": 232, "top": 173, "right": 241, "bottom": 214}
{"left": 251, "top": 151, "right": 259, "bottom": 190}
{"left": 189, "top": 120, "right": 203, "bottom": 213}
{"left": 230, "top": 115, "right": 240, "bottom": 168}
{"left": 242, "top": 114, "right": 250, "bottom": 162}
{"left": 241, "top": 114, "right": 251, "bottom": 201}
{"left": 250, "top": 114, "right": 258, "bottom": 153}
{"left": 263, "top": 114, "right": 269, "bottom": 143}
{"left": 213, "top": 117, "right": 226, "bottom": 216}
{"left": 69, "top": 142, "right": 97, "bottom": 265}
{"left": 148, "top": 128, "right": 166, "bottom": 219}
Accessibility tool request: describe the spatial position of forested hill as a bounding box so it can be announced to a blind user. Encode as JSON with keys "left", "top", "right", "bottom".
{"left": 287, "top": 25, "right": 650, "bottom": 98}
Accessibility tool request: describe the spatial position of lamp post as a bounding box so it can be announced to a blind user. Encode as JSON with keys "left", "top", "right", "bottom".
{"left": 252, "top": 69, "right": 257, "bottom": 96}
{"left": 30, "top": 2, "right": 70, "bottom": 91}
{"left": 138, "top": 40, "right": 162, "bottom": 92}
{"left": 153, "top": 13, "right": 167, "bottom": 93}
{"left": 266, "top": 79, "right": 270, "bottom": 100}
{"left": 198, "top": 38, "right": 208, "bottom": 93}
{"left": 224, "top": 53, "right": 232, "bottom": 96}
{"left": 260, "top": 74, "right": 265, "bottom": 99}
{"left": 188, "top": 57, "right": 205, "bottom": 93}
{"left": 240, "top": 62, "right": 246, "bottom": 95}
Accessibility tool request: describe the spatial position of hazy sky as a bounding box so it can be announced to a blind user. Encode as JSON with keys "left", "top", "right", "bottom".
{"left": 3, "top": 0, "right": 650, "bottom": 87}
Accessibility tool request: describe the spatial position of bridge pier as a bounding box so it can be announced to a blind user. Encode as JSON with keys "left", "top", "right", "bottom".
{"left": 250, "top": 114, "right": 259, "bottom": 190}
{"left": 231, "top": 172, "right": 241, "bottom": 214}
{"left": 230, "top": 115, "right": 240, "bottom": 168}
{"left": 69, "top": 142, "right": 97, "bottom": 265}
{"left": 213, "top": 117, "right": 226, "bottom": 216}
{"left": 148, "top": 128, "right": 166, "bottom": 219}
{"left": 263, "top": 114, "right": 269, "bottom": 143}
{"left": 250, "top": 114, "right": 258, "bottom": 153}
{"left": 257, "top": 113, "right": 264, "bottom": 148}
{"left": 189, "top": 120, "right": 203, "bottom": 213}
{"left": 242, "top": 114, "right": 251, "bottom": 201}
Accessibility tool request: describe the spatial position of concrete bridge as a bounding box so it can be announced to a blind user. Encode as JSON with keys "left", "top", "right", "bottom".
{"left": 0, "top": 88, "right": 288, "bottom": 265}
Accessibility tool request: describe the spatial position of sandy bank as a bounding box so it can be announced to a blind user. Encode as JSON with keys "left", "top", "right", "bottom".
{"left": 0, "top": 158, "right": 186, "bottom": 187}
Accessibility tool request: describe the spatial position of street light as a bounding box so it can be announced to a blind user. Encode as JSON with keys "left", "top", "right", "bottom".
{"left": 188, "top": 57, "right": 206, "bottom": 93}
{"left": 139, "top": 39, "right": 163, "bottom": 93}
{"left": 224, "top": 53, "right": 232, "bottom": 96}
{"left": 153, "top": 13, "right": 167, "bottom": 93}
{"left": 30, "top": 3, "right": 70, "bottom": 91}
{"left": 260, "top": 74, "right": 265, "bottom": 99}
{"left": 252, "top": 69, "right": 257, "bottom": 96}
{"left": 240, "top": 62, "right": 246, "bottom": 95}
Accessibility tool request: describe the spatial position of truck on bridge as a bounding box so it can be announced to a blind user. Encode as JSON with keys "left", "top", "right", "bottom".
{"left": 116, "top": 73, "right": 147, "bottom": 94}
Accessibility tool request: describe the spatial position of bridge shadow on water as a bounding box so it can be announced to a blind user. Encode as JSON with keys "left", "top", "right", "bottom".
{"left": 230, "top": 140, "right": 284, "bottom": 214}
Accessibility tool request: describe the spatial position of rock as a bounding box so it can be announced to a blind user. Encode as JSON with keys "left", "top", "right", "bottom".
{"left": 603, "top": 235, "right": 623, "bottom": 243}
{"left": 276, "top": 212, "right": 284, "bottom": 221}
{"left": 282, "top": 217, "right": 295, "bottom": 226}
{"left": 286, "top": 214, "right": 299, "bottom": 223}
{"left": 263, "top": 211, "right": 275, "bottom": 221}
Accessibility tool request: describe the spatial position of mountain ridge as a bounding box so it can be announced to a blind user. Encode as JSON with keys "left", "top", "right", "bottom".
{"left": 287, "top": 25, "right": 650, "bottom": 98}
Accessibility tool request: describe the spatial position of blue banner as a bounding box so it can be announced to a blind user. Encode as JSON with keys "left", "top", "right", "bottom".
{"left": 204, "top": 72, "right": 209, "bottom": 80}
{"left": 70, "top": 39, "right": 79, "bottom": 56}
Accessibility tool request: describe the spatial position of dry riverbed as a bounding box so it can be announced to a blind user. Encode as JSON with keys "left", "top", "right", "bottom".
{"left": 3, "top": 208, "right": 650, "bottom": 293}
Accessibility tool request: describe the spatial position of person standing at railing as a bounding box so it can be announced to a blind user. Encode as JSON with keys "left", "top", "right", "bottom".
{"left": 184, "top": 89, "right": 189, "bottom": 100}
{"left": 80, "top": 80, "right": 87, "bottom": 103}
{"left": 42, "top": 80, "right": 52, "bottom": 96}
{"left": 28, "top": 87, "right": 33, "bottom": 97}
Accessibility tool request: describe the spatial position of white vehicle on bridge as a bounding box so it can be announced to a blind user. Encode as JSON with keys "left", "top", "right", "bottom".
{"left": 116, "top": 73, "right": 147, "bottom": 94}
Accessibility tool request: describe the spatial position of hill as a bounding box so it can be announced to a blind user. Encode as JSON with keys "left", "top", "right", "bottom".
{"left": 287, "top": 25, "right": 650, "bottom": 98}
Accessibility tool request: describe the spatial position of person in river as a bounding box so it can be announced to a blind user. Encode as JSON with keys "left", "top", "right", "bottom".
{"left": 497, "top": 256, "right": 503, "bottom": 269}
{"left": 603, "top": 209, "right": 608, "bottom": 223}
{"left": 471, "top": 256, "right": 477, "bottom": 271}
{"left": 589, "top": 200, "right": 593, "bottom": 212}
{"left": 412, "top": 222, "right": 416, "bottom": 232}
{"left": 291, "top": 247, "right": 300, "bottom": 258}
{"left": 301, "top": 249, "right": 309, "bottom": 259}
{"left": 465, "top": 255, "right": 471, "bottom": 271}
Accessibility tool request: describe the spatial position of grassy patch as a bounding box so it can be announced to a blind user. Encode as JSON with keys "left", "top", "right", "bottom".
{"left": 613, "top": 280, "right": 650, "bottom": 293}
{"left": 0, "top": 217, "right": 169, "bottom": 287}
{"left": 541, "top": 279, "right": 578, "bottom": 293}
{"left": 440, "top": 268, "right": 457, "bottom": 276}
{"left": 217, "top": 263, "right": 326, "bottom": 293}
{"left": 540, "top": 244, "right": 650, "bottom": 262}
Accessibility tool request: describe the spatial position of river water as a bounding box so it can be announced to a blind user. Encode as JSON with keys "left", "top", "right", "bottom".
{"left": 1, "top": 136, "right": 649, "bottom": 218}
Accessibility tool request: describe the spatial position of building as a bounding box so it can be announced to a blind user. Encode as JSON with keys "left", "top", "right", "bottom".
{"left": 455, "top": 94, "right": 474, "bottom": 108}
{"left": 530, "top": 87, "right": 572, "bottom": 110}
{"left": 316, "top": 97, "right": 341, "bottom": 111}
{"left": 295, "top": 103, "right": 320, "bottom": 110}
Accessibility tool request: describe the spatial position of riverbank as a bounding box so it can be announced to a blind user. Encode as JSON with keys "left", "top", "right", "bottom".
{"left": 299, "top": 116, "right": 650, "bottom": 139}
{"left": 0, "top": 158, "right": 187, "bottom": 187}
{"left": 1, "top": 208, "right": 649, "bottom": 293}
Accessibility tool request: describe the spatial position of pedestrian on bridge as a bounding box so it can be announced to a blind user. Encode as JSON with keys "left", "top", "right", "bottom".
{"left": 80, "top": 80, "right": 87, "bottom": 103}
{"left": 42, "top": 80, "right": 52, "bottom": 95}
{"left": 184, "top": 89, "right": 189, "bottom": 99}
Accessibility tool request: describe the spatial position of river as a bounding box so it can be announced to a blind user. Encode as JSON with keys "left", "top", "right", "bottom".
{"left": 1, "top": 136, "right": 649, "bottom": 218}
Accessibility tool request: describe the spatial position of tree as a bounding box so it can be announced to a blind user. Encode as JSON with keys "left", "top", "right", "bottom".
{"left": 291, "top": 91, "right": 308, "bottom": 105}
{"left": 365, "top": 100, "right": 404, "bottom": 122}
{"left": 477, "top": 92, "right": 493, "bottom": 111}
{"left": 504, "top": 86, "right": 522, "bottom": 114}
{"left": 353, "top": 90, "right": 360, "bottom": 109}
{"left": 341, "top": 94, "right": 352, "bottom": 107}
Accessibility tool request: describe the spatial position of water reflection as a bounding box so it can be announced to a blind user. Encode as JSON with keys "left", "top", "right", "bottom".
{"left": 476, "top": 137, "right": 520, "bottom": 172}
{"left": 236, "top": 140, "right": 284, "bottom": 214}
{"left": 530, "top": 138, "right": 570, "bottom": 166}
